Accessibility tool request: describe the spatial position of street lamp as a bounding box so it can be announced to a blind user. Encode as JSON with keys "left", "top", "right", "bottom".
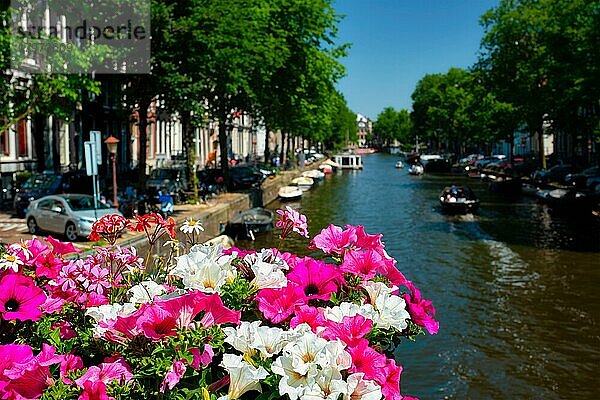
{"left": 104, "top": 136, "right": 120, "bottom": 208}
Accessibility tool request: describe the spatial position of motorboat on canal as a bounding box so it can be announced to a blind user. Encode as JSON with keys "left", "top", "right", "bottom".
{"left": 395, "top": 160, "right": 404, "bottom": 168}
{"left": 439, "top": 186, "right": 480, "bottom": 214}
{"left": 291, "top": 176, "right": 314, "bottom": 191}
{"left": 225, "top": 207, "right": 274, "bottom": 240}
{"left": 278, "top": 185, "right": 303, "bottom": 201}
{"left": 408, "top": 164, "right": 424, "bottom": 175}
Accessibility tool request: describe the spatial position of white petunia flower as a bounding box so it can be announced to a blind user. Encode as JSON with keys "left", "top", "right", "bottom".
{"left": 252, "top": 325, "right": 288, "bottom": 358}
{"left": 172, "top": 243, "right": 236, "bottom": 293}
{"left": 272, "top": 353, "right": 317, "bottom": 400}
{"left": 0, "top": 253, "right": 23, "bottom": 272}
{"left": 344, "top": 373, "right": 382, "bottom": 400}
{"left": 250, "top": 260, "right": 288, "bottom": 289}
{"left": 303, "top": 367, "right": 347, "bottom": 400}
{"left": 286, "top": 332, "right": 329, "bottom": 374}
{"left": 223, "top": 321, "right": 262, "bottom": 355}
{"left": 374, "top": 291, "right": 410, "bottom": 331}
{"left": 244, "top": 248, "right": 289, "bottom": 271}
{"left": 361, "top": 281, "right": 396, "bottom": 307}
{"left": 218, "top": 354, "right": 268, "bottom": 400}
{"left": 323, "top": 302, "right": 375, "bottom": 324}
{"left": 128, "top": 280, "right": 166, "bottom": 304}
{"left": 323, "top": 339, "right": 352, "bottom": 371}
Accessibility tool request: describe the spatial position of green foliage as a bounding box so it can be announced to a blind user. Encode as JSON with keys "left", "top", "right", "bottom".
{"left": 372, "top": 107, "right": 412, "bottom": 147}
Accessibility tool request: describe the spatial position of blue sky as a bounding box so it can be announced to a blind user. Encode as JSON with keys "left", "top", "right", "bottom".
{"left": 334, "top": 0, "right": 499, "bottom": 119}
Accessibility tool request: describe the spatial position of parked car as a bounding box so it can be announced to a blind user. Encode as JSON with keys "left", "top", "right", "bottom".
{"left": 14, "top": 171, "right": 93, "bottom": 217}
{"left": 532, "top": 164, "right": 577, "bottom": 185}
{"left": 26, "top": 194, "right": 122, "bottom": 241}
{"left": 146, "top": 167, "right": 187, "bottom": 203}
{"left": 229, "top": 165, "right": 266, "bottom": 190}
{"left": 564, "top": 166, "right": 600, "bottom": 189}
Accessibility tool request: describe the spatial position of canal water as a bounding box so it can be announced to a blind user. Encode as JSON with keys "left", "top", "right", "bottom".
{"left": 238, "top": 153, "right": 600, "bottom": 399}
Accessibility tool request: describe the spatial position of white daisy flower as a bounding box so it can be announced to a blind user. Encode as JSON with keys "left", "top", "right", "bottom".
{"left": 0, "top": 253, "right": 23, "bottom": 272}
{"left": 180, "top": 218, "right": 205, "bottom": 234}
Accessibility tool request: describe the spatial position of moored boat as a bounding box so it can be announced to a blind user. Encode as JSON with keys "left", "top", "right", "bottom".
{"left": 439, "top": 186, "right": 480, "bottom": 214}
{"left": 225, "top": 207, "right": 274, "bottom": 240}
{"left": 278, "top": 186, "right": 303, "bottom": 200}
{"left": 291, "top": 176, "right": 314, "bottom": 191}
{"left": 302, "top": 169, "right": 325, "bottom": 181}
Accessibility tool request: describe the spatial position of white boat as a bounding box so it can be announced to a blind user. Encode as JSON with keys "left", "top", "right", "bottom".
{"left": 319, "top": 164, "right": 333, "bottom": 174}
{"left": 291, "top": 176, "right": 314, "bottom": 191}
{"left": 408, "top": 165, "right": 424, "bottom": 175}
{"left": 395, "top": 160, "right": 404, "bottom": 168}
{"left": 302, "top": 169, "right": 325, "bottom": 181}
{"left": 278, "top": 186, "right": 303, "bottom": 200}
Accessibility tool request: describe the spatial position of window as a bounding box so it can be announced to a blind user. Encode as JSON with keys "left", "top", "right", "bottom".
{"left": 18, "top": 119, "right": 27, "bottom": 157}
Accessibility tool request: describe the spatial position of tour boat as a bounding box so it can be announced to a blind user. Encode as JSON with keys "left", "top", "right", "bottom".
{"left": 291, "top": 176, "right": 314, "bottom": 191}
{"left": 224, "top": 208, "right": 274, "bottom": 240}
{"left": 278, "top": 186, "right": 303, "bottom": 201}
{"left": 439, "top": 186, "right": 480, "bottom": 214}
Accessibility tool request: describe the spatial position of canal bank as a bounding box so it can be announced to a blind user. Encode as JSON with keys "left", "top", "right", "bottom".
{"left": 114, "top": 169, "right": 301, "bottom": 250}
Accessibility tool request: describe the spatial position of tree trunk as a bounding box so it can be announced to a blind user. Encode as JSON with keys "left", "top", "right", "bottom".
{"left": 137, "top": 98, "right": 152, "bottom": 189}
{"left": 280, "top": 130, "right": 286, "bottom": 168}
{"left": 263, "top": 123, "right": 270, "bottom": 164}
{"left": 218, "top": 115, "right": 230, "bottom": 190}
{"left": 537, "top": 126, "right": 545, "bottom": 169}
{"left": 52, "top": 118, "right": 60, "bottom": 173}
{"left": 182, "top": 111, "right": 198, "bottom": 200}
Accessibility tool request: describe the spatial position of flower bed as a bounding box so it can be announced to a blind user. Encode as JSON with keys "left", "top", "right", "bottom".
{"left": 0, "top": 208, "right": 438, "bottom": 400}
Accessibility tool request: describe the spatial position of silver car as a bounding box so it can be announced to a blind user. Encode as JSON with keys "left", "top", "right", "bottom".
{"left": 26, "top": 194, "right": 122, "bottom": 241}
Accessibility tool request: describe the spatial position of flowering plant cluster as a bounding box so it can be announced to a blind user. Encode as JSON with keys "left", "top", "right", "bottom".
{"left": 0, "top": 209, "right": 437, "bottom": 400}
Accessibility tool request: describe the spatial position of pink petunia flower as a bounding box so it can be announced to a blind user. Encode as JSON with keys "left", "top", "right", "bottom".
{"left": 52, "top": 321, "right": 77, "bottom": 340}
{"left": 0, "top": 273, "right": 47, "bottom": 321}
{"left": 276, "top": 206, "right": 309, "bottom": 238}
{"left": 402, "top": 281, "right": 439, "bottom": 335}
{"left": 341, "top": 249, "right": 383, "bottom": 280}
{"left": 256, "top": 283, "right": 306, "bottom": 324}
{"left": 346, "top": 339, "right": 388, "bottom": 383}
{"left": 34, "top": 252, "right": 64, "bottom": 279}
{"left": 1, "top": 344, "right": 62, "bottom": 399}
{"left": 287, "top": 257, "right": 343, "bottom": 301}
{"left": 289, "top": 305, "right": 326, "bottom": 331}
{"left": 347, "top": 225, "right": 384, "bottom": 253}
{"left": 194, "top": 293, "right": 241, "bottom": 328}
{"left": 377, "top": 358, "right": 403, "bottom": 400}
{"left": 136, "top": 306, "right": 178, "bottom": 340}
{"left": 310, "top": 224, "right": 357, "bottom": 255}
{"left": 75, "top": 360, "right": 133, "bottom": 388}
{"left": 321, "top": 314, "right": 373, "bottom": 347}
{"left": 160, "top": 359, "right": 187, "bottom": 392}
{"left": 79, "top": 380, "right": 111, "bottom": 400}
{"left": 60, "top": 353, "right": 84, "bottom": 384}
{"left": 45, "top": 235, "right": 82, "bottom": 255}
{"left": 188, "top": 345, "right": 214, "bottom": 370}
